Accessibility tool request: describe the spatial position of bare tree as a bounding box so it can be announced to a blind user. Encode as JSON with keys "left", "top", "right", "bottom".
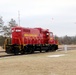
{"left": 2, "top": 19, "right": 18, "bottom": 37}
{"left": 0, "top": 16, "right": 4, "bottom": 26}
{"left": 2, "top": 18, "right": 18, "bottom": 37}
{"left": 9, "top": 18, "right": 18, "bottom": 27}
{"left": 0, "top": 18, "right": 18, "bottom": 46}
{"left": 0, "top": 16, "right": 4, "bottom": 34}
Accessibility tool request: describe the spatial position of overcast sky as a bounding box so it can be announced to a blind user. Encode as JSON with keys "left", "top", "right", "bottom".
{"left": 0, "top": 0, "right": 76, "bottom": 36}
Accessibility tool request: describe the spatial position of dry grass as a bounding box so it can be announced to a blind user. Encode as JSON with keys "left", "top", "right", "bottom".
{"left": 0, "top": 49, "right": 76, "bottom": 75}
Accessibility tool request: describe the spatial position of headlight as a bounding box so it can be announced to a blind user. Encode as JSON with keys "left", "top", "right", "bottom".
{"left": 12, "top": 30, "right": 14, "bottom": 32}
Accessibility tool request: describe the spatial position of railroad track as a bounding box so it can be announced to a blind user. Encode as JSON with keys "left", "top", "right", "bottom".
{"left": 0, "top": 47, "right": 76, "bottom": 58}
{"left": 0, "top": 50, "right": 21, "bottom": 58}
{"left": 0, "top": 51, "right": 41, "bottom": 58}
{"left": 0, "top": 54, "right": 15, "bottom": 58}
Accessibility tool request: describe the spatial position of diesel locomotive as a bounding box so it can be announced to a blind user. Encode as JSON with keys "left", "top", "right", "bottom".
{"left": 4, "top": 26, "right": 58, "bottom": 55}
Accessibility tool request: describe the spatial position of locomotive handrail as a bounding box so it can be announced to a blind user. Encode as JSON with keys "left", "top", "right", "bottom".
{"left": 4, "top": 39, "right": 7, "bottom": 50}
{"left": 4, "top": 38, "right": 11, "bottom": 49}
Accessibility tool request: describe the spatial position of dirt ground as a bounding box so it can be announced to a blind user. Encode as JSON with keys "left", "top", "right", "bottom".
{"left": 0, "top": 45, "right": 76, "bottom": 75}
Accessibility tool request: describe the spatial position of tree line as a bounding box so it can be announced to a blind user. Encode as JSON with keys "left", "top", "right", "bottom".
{"left": 55, "top": 35, "right": 76, "bottom": 45}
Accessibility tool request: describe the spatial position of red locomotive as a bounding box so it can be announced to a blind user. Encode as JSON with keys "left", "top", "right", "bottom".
{"left": 5, "top": 26, "right": 58, "bottom": 54}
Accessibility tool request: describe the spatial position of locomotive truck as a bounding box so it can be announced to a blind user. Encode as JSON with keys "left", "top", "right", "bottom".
{"left": 4, "top": 26, "right": 58, "bottom": 55}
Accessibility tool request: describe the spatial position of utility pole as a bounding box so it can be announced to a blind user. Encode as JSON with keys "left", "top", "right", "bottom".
{"left": 18, "top": 11, "right": 20, "bottom": 26}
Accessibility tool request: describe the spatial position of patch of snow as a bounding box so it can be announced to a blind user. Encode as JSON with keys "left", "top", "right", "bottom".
{"left": 47, "top": 54, "right": 65, "bottom": 57}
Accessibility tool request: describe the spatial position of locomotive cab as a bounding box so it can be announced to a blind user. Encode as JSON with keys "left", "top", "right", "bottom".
{"left": 48, "top": 32, "right": 58, "bottom": 51}
{"left": 42, "top": 30, "right": 50, "bottom": 44}
{"left": 12, "top": 27, "right": 22, "bottom": 45}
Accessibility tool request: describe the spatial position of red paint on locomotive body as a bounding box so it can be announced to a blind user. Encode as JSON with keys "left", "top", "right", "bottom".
{"left": 12, "top": 26, "right": 57, "bottom": 45}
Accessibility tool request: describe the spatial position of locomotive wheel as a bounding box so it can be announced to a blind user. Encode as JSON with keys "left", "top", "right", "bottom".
{"left": 21, "top": 49, "right": 25, "bottom": 54}
{"left": 26, "top": 46, "right": 34, "bottom": 54}
{"left": 55, "top": 45, "right": 58, "bottom": 50}
{"left": 12, "top": 44, "right": 20, "bottom": 55}
{"left": 50, "top": 45, "right": 54, "bottom": 52}
{"left": 39, "top": 47, "right": 42, "bottom": 53}
{"left": 13, "top": 47, "right": 19, "bottom": 55}
{"left": 45, "top": 49, "right": 49, "bottom": 52}
{"left": 27, "top": 49, "right": 34, "bottom": 54}
{"left": 29, "top": 48, "right": 34, "bottom": 54}
{"left": 45, "top": 45, "right": 50, "bottom": 52}
{"left": 6, "top": 46, "right": 12, "bottom": 53}
{"left": 51, "top": 45, "right": 56, "bottom": 52}
{"left": 45, "top": 50, "right": 48, "bottom": 52}
{"left": 14, "top": 49, "right": 19, "bottom": 55}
